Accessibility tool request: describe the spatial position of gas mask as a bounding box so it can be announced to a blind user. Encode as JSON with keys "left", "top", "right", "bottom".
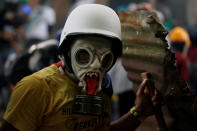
{"left": 70, "top": 36, "right": 114, "bottom": 115}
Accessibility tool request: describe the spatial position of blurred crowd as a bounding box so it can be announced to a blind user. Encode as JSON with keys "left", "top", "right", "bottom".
{"left": 0, "top": 0, "right": 197, "bottom": 130}
{"left": 0, "top": 0, "right": 58, "bottom": 118}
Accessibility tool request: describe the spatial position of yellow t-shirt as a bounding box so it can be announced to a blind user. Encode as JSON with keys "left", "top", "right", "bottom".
{"left": 4, "top": 64, "right": 112, "bottom": 131}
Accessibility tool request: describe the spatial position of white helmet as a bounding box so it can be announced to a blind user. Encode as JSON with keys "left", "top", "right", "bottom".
{"left": 59, "top": 4, "right": 122, "bottom": 57}
{"left": 58, "top": 4, "right": 122, "bottom": 72}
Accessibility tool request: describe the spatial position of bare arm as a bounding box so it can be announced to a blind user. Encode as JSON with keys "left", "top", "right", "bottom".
{"left": 110, "top": 112, "right": 141, "bottom": 131}
{"left": 110, "top": 79, "right": 161, "bottom": 131}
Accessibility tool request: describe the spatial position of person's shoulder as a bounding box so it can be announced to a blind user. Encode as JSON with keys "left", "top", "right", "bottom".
{"left": 17, "top": 65, "right": 57, "bottom": 86}
{"left": 33, "top": 64, "right": 58, "bottom": 77}
{"left": 13, "top": 73, "right": 44, "bottom": 96}
{"left": 14, "top": 65, "right": 59, "bottom": 93}
{"left": 34, "top": 64, "right": 70, "bottom": 87}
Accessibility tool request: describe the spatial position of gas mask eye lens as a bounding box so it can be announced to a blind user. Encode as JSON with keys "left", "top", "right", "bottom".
{"left": 102, "top": 51, "right": 114, "bottom": 70}
{"left": 75, "top": 48, "right": 91, "bottom": 65}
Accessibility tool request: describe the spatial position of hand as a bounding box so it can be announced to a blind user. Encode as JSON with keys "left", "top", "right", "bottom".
{"left": 135, "top": 79, "right": 163, "bottom": 116}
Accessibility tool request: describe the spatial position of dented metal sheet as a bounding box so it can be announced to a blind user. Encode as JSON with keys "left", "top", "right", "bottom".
{"left": 118, "top": 10, "right": 197, "bottom": 130}
{"left": 118, "top": 10, "right": 179, "bottom": 93}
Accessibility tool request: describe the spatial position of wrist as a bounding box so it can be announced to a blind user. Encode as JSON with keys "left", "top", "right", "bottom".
{"left": 130, "top": 106, "right": 147, "bottom": 122}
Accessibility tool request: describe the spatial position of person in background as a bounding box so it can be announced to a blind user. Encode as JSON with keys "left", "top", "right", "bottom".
{"left": 186, "top": 26, "right": 197, "bottom": 94}
{"left": 0, "top": 0, "right": 24, "bottom": 67}
{"left": 4, "top": 39, "right": 60, "bottom": 91}
{"left": 108, "top": 58, "right": 135, "bottom": 119}
{"left": 0, "top": 30, "right": 60, "bottom": 126}
{"left": 169, "top": 26, "right": 191, "bottom": 83}
{"left": 0, "top": 0, "right": 24, "bottom": 112}
{"left": 4, "top": 28, "right": 62, "bottom": 90}
{"left": 1, "top": 4, "right": 162, "bottom": 131}
{"left": 24, "top": 0, "right": 56, "bottom": 48}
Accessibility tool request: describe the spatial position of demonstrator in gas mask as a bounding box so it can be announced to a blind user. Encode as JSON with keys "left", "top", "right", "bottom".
{"left": 1, "top": 4, "right": 162, "bottom": 131}
{"left": 58, "top": 3, "right": 122, "bottom": 116}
